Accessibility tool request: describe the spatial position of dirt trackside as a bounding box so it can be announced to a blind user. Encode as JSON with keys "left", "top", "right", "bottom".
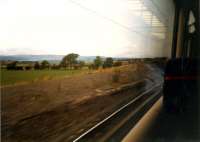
{"left": 1, "top": 63, "right": 163, "bottom": 142}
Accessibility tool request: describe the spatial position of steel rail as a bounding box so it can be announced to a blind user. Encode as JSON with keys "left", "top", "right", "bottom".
{"left": 73, "top": 84, "right": 162, "bottom": 142}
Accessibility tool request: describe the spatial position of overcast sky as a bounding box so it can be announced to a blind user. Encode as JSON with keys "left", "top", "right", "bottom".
{"left": 0, "top": 0, "right": 170, "bottom": 57}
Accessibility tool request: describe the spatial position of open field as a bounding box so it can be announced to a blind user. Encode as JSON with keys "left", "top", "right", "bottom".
{"left": 1, "top": 69, "right": 89, "bottom": 86}
{"left": 1, "top": 63, "right": 163, "bottom": 142}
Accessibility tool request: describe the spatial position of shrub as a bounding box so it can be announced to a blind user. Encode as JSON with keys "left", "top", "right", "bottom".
{"left": 41, "top": 60, "right": 50, "bottom": 69}
{"left": 34, "top": 62, "right": 41, "bottom": 70}
{"left": 93, "top": 56, "right": 103, "bottom": 69}
{"left": 103, "top": 57, "right": 113, "bottom": 68}
{"left": 6, "top": 61, "right": 18, "bottom": 70}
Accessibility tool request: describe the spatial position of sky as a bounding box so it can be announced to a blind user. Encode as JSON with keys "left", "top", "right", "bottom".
{"left": 0, "top": 0, "right": 171, "bottom": 57}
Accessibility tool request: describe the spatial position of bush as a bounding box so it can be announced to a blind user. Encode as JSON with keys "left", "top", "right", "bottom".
{"left": 34, "top": 62, "right": 41, "bottom": 70}
{"left": 51, "top": 64, "right": 60, "bottom": 70}
{"left": 6, "top": 61, "right": 18, "bottom": 70}
{"left": 88, "top": 63, "right": 98, "bottom": 70}
{"left": 103, "top": 57, "right": 113, "bottom": 69}
{"left": 93, "top": 56, "right": 103, "bottom": 69}
{"left": 41, "top": 60, "right": 50, "bottom": 69}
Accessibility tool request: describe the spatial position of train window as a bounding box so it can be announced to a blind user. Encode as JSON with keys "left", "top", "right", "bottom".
{"left": 1, "top": 0, "right": 199, "bottom": 142}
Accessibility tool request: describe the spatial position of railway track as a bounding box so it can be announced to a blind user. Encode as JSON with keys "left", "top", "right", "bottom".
{"left": 73, "top": 84, "right": 162, "bottom": 142}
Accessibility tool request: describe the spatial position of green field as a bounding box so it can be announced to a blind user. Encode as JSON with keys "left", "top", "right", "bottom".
{"left": 1, "top": 69, "right": 88, "bottom": 86}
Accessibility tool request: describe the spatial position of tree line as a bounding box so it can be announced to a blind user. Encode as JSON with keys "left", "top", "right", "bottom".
{"left": 59, "top": 53, "right": 122, "bottom": 70}
{"left": 6, "top": 53, "right": 123, "bottom": 70}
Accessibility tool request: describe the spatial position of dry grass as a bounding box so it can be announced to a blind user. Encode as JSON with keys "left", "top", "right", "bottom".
{"left": 1, "top": 63, "right": 160, "bottom": 142}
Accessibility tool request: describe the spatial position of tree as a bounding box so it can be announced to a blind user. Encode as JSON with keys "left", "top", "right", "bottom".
{"left": 7, "top": 61, "right": 18, "bottom": 70}
{"left": 79, "top": 61, "right": 85, "bottom": 69}
{"left": 34, "top": 61, "right": 41, "bottom": 70}
{"left": 93, "top": 56, "right": 103, "bottom": 69}
{"left": 74, "top": 61, "right": 85, "bottom": 70}
{"left": 60, "top": 53, "right": 79, "bottom": 69}
{"left": 88, "top": 63, "right": 95, "bottom": 70}
{"left": 103, "top": 57, "right": 113, "bottom": 68}
{"left": 41, "top": 60, "right": 50, "bottom": 69}
{"left": 51, "top": 64, "right": 60, "bottom": 70}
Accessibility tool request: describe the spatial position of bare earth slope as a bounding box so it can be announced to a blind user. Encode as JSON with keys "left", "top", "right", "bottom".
{"left": 1, "top": 63, "right": 163, "bottom": 142}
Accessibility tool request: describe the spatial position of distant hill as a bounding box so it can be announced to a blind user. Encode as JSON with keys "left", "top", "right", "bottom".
{"left": 0, "top": 55, "right": 125, "bottom": 63}
{"left": 0, "top": 55, "right": 100, "bottom": 63}
{"left": 0, "top": 55, "right": 62, "bottom": 61}
{"left": 0, "top": 55, "right": 132, "bottom": 64}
